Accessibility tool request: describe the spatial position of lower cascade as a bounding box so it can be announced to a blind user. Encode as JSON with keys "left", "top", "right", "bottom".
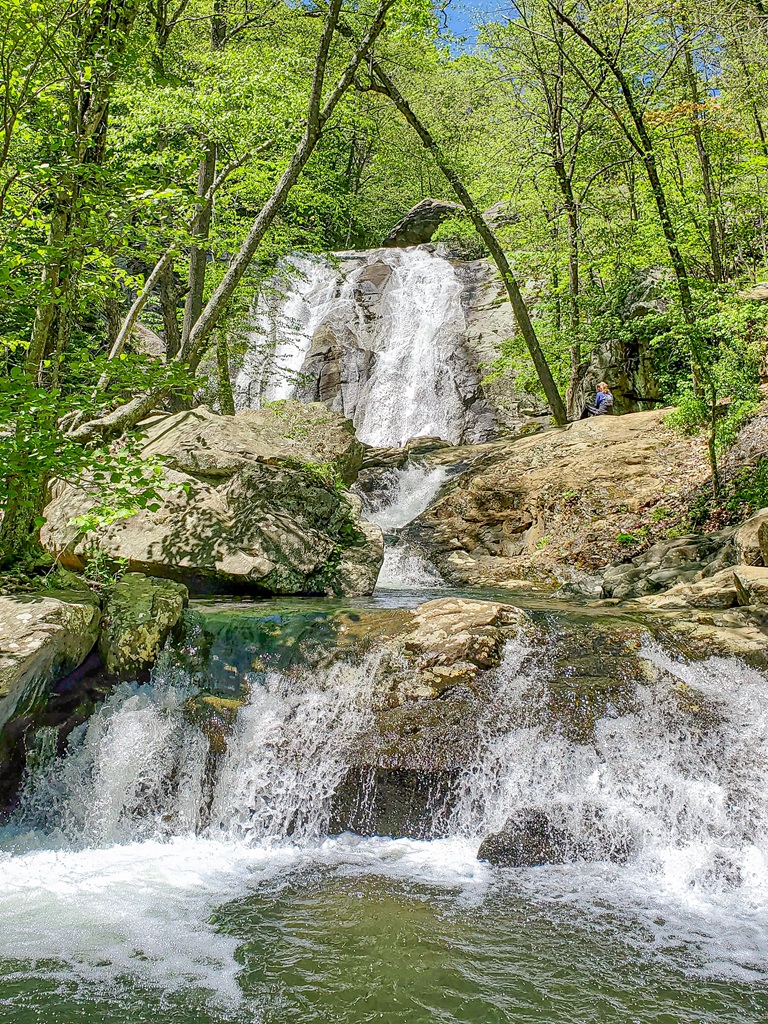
{"left": 3, "top": 614, "right": 768, "bottom": 1017}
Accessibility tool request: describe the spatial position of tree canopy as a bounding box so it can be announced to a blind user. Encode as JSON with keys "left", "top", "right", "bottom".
{"left": 2, "top": 0, "right": 768, "bottom": 566}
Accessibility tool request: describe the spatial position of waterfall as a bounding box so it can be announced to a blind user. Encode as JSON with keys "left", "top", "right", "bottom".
{"left": 234, "top": 247, "right": 473, "bottom": 448}
{"left": 16, "top": 655, "right": 379, "bottom": 847}
{"left": 6, "top": 632, "right": 768, "bottom": 992}
{"left": 16, "top": 634, "right": 768, "bottom": 894}
{"left": 356, "top": 461, "right": 448, "bottom": 589}
{"left": 234, "top": 255, "right": 340, "bottom": 408}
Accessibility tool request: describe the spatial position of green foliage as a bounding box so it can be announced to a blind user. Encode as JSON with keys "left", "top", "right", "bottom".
{"left": 432, "top": 216, "right": 487, "bottom": 260}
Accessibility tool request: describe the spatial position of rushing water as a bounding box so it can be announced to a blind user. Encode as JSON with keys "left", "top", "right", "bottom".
{"left": 2, "top": 601, "right": 768, "bottom": 1022}
{"left": 234, "top": 247, "right": 471, "bottom": 447}
{"left": 3, "top": 245, "right": 768, "bottom": 1019}
{"left": 359, "top": 460, "right": 448, "bottom": 589}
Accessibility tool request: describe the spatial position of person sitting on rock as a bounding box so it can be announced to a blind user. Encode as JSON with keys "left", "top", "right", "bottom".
{"left": 584, "top": 382, "right": 614, "bottom": 417}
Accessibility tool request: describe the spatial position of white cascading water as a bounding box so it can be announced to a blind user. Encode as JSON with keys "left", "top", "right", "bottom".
{"left": 234, "top": 247, "right": 469, "bottom": 448}
{"left": 4, "top": 636, "right": 768, "bottom": 994}
{"left": 234, "top": 255, "right": 340, "bottom": 407}
{"left": 358, "top": 461, "right": 448, "bottom": 589}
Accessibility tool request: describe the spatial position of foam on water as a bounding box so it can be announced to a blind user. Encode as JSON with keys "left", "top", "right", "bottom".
{"left": 4, "top": 632, "right": 768, "bottom": 1002}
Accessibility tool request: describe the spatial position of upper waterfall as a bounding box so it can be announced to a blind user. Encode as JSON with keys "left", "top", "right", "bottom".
{"left": 234, "top": 247, "right": 487, "bottom": 448}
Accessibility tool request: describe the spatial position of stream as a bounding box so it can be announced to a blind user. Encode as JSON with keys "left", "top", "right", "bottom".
{"left": 1, "top": 249, "right": 768, "bottom": 1021}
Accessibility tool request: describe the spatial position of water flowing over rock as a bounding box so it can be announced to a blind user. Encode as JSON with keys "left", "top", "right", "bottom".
{"left": 234, "top": 247, "right": 520, "bottom": 446}
{"left": 41, "top": 403, "right": 382, "bottom": 597}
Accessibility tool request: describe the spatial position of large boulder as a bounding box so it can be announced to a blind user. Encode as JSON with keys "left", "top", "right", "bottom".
{"left": 382, "top": 199, "right": 462, "bottom": 247}
{"left": 40, "top": 404, "right": 384, "bottom": 597}
{"left": 331, "top": 598, "right": 527, "bottom": 837}
{"left": 734, "top": 508, "right": 768, "bottom": 566}
{"left": 0, "top": 589, "right": 100, "bottom": 737}
{"left": 99, "top": 574, "right": 188, "bottom": 678}
{"left": 402, "top": 410, "right": 712, "bottom": 587}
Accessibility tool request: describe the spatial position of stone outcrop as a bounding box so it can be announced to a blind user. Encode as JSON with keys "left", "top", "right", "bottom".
{"left": 567, "top": 337, "right": 662, "bottom": 420}
{"left": 98, "top": 574, "right": 188, "bottom": 678}
{"left": 382, "top": 198, "right": 461, "bottom": 247}
{"left": 454, "top": 258, "right": 550, "bottom": 434}
{"left": 0, "top": 588, "right": 100, "bottom": 733}
{"left": 403, "top": 409, "right": 712, "bottom": 587}
{"left": 602, "top": 531, "right": 736, "bottom": 600}
{"left": 477, "top": 810, "right": 571, "bottom": 867}
{"left": 378, "top": 597, "right": 527, "bottom": 702}
{"left": 331, "top": 598, "right": 527, "bottom": 837}
{"left": 41, "top": 403, "right": 384, "bottom": 597}
{"left": 734, "top": 508, "right": 768, "bottom": 565}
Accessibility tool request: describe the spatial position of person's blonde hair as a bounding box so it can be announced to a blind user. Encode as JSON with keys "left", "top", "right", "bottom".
{"left": 598, "top": 381, "right": 610, "bottom": 391}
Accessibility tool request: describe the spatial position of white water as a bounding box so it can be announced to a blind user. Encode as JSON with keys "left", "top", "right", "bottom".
{"left": 234, "top": 247, "right": 470, "bottom": 447}
{"left": 234, "top": 255, "right": 340, "bottom": 408}
{"left": 359, "top": 461, "right": 448, "bottom": 589}
{"left": 4, "top": 636, "right": 768, "bottom": 995}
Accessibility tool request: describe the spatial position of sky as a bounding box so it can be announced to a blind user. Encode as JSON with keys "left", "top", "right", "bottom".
{"left": 440, "top": 0, "right": 508, "bottom": 47}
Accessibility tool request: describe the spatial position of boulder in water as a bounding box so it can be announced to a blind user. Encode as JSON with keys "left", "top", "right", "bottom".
{"left": 0, "top": 586, "right": 101, "bottom": 793}
{"left": 98, "top": 574, "right": 188, "bottom": 678}
{"left": 477, "top": 809, "right": 571, "bottom": 867}
{"left": 0, "top": 587, "right": 101, "bottom": 733}
{"left": 40, "top": 403, "right": 383, "bottom": 597}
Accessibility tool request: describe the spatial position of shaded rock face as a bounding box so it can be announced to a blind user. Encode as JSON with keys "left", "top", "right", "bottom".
{"left": 99, "top": 574, "right": 188, "bottom": 678}
{"left": 454, "top": 258, "right": 549, "bottom": 433}
{"left": 0, "top": 588, "right": 101, "bottom": 799}
{"left": 41, "top": 404, "right": 383, "bottom": 597}
{"left": 382, "top": 198, "right": 461, "bottom": 247}
{"left": 0, "top": 589, "right": 100, "bottom": 735}
{"left": 567, "top": 269, "right": 668, "bottom": 419}
{"left": 403, "top": 409, "right": 710, "bottom": 587}
{"left": 568, "top": 337, "right": 662, "bottom": 420}
{"left": 734, "top": 508, "right": 768, "bottom": 566}
{"left": 477, "top": 809, "right": 570, "bottom": 867}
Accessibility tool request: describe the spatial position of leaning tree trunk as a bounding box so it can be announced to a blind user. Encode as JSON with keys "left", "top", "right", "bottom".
{"left": 370, "top": 61, "right": 568, "bottom": 425}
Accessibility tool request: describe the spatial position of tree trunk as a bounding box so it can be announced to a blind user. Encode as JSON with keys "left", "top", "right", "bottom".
{"left": 683, "top": 37, "right": 724, "bottom": 282}
{"left": 370, "top": 61, "right": 568, "bottom": 425}
{"left": 217, "top": 334, "right": 235, "bottom": 415}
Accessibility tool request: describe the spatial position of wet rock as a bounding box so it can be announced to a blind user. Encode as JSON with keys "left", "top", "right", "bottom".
{"left": 41, "top": 403, "right": 383, "bottom": 597}
{"left": 385, "top": 597, "right": 527, "bottom": 699}
{"left": 382, "top": 198, "right": 462, "bottom": 247}
{"left": 477, "top": 809, "right": 571, "bottom": 867}
{"left": 330, "top": 767, "right": 458, "bottom": 839}
{"left": 98, "top": 574, "right": 188, "bottom": 678}
{"left": 0, "top": 588, "right": 100, "bottom": 734}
